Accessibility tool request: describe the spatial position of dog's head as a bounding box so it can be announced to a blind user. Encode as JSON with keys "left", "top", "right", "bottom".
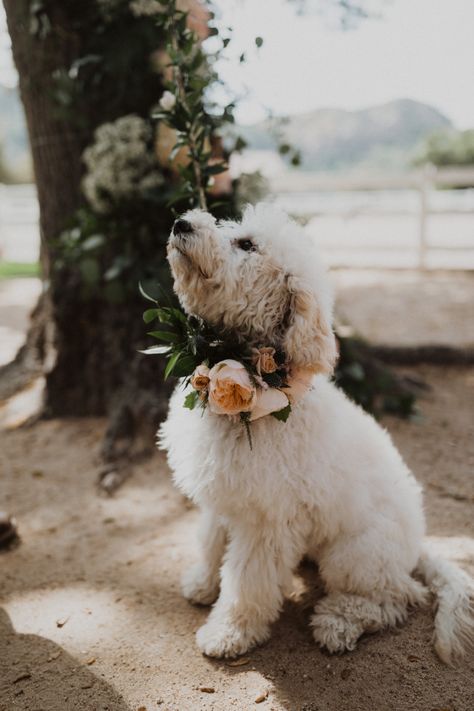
{"left": 167, "top": 203, "right": 337, "bottom": 375}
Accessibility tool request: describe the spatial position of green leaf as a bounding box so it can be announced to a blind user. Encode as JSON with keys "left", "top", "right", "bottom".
{"left": 271, "top": 403, "right": 292, "bottom": 422}
{"left": 81, "top": 234, "right": 105, "bottom": 251}
{"left": 164, "top": 351, "right": 182, "bottom": 379}
{"left": 79, "top": 257, "right": 100, "bottom": 286}
{"left": 234, "top": 136, "right": 248, "bottom": 152}
{"left": 147, "top": 330, "right": 181, "bottom": 343}
{"left": 205, "top": 163, "right": 228, "bottom": 175}
{"left": 143, "top": 308, "right": 160, "bottom": 324}
{"left": 103, "top": 281, "right": 124, "bottom": 304}
{"left": 240, "top": 412, "right": 253, "bottom": 450}
{"left": 172, "top": 354, "right": 199, "bottom": 377}
{"left": 291, "top": 151, "right": 302, "bottom": 167}
{"left": 139, "top": 281, "right": 157, "bottom": 304}
{"left": 255, "top": 36, "right": 264, "bottom": 48}
{"left": 184, "top": 390, "right": 199, "bottom": 410}
{"left": 344, "top": 362, "right": 365, "bottom": 381}
{"left": 169, "top": 307, "right": 188, "bottom": 324}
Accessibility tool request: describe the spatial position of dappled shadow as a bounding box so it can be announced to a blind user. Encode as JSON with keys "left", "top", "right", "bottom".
{"left": 0, "top": 607, "right": 131, "bottom": 711}
{"left": 1, "top": 365, "right": 473, "bottom": 709}
{"left": 209, "top": 562, "right": 474, "bottom": 711}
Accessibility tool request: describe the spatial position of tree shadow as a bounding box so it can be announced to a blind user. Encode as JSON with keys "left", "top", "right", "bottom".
{"left": 0, "top": 607, "right": 131, "bottom": 711}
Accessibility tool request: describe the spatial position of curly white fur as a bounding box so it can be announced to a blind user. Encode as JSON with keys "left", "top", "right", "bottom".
{"left": 159, "top": 203, "right": 473, "bottom": 662}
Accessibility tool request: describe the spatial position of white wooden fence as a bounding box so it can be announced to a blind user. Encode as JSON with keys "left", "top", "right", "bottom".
{"left": 0, "top": 183, "right": 39, "bottom": 263}
{"left": 271, "top": 166, "right": 474, "bottom": 270}
{"left": 1, "top": 168, "right": 474, "bottom": 269}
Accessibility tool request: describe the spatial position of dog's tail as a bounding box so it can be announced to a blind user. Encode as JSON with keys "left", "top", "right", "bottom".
{"left": 417, "top": 545, "right": 474, "bottom": 664}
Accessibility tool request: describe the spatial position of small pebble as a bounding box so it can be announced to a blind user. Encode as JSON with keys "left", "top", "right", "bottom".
{"left": 227, "top": 657, "right": 250, "bottom": 667}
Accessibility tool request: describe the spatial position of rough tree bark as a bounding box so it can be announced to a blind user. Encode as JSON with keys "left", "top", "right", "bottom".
{"left": 2, "top": 0, "right": 171, "bottom": 474}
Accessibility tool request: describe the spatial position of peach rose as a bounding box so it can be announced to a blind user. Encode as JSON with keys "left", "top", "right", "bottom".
{"left": 208, "top": 360, "right": 256, "bottom": 416}
{"left": 252, "top": 347, "right": 278, "bottom": 375}
{"left": 191, "top": 364, "right": 210, "bottom": 391}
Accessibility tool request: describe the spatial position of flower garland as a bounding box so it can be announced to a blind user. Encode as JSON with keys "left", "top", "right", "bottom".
{"left": 140, "top": 285, "right": 312, "bottom": 444}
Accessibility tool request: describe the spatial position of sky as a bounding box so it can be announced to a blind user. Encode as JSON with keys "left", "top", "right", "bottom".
{"left": 1, "top": 1, "right": 473, "bottom": 129}
{"left": 211, "top": 0, "right": 474, "bottom": 128}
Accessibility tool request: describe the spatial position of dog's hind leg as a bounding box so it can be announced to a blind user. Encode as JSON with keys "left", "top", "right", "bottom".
{"left": 181, "top": 507, "right": 226, "bottom": 605}
{"left": 311, "top": 530, "right": 427, "bottom": 653}
{"left": 311, "top": 592, "right": 386, "bottom": 653}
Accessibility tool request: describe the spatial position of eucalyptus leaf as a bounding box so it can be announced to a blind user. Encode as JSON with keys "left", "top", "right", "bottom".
{"left": 172, "top": 354, "right": 199, "bottom": 377}
{"left": 143, "top": 308, "right": 160, "bottom": 324}
{"left": 164, "top": 351, "right": 182, "bottom": 379}
{"left": 139, "top": 282, "right": 157, "bottom": 304}
{"left": 139, "top": 345, "right": 172, "bottom": 356}
{"left": 81, "top": 234, "right": 105, "bottom": 251}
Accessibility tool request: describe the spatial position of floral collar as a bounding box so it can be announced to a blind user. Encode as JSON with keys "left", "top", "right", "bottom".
{"left": 140, "top": 285, "right": 313, "bottom": 443}
{"left": 189, "top": 355, "right": 313, "bottom": 422}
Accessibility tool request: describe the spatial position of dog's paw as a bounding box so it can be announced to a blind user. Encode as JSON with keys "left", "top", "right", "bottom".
{"left": 311, "top": 611, "right": 362, "bottom": 654}
{"left": 196, "top": 617, "right": 269, "bottom": 658}
{"left": 181, "top": 564, "right": 219, "bottom": 606}
{"left": 311, "top": 594, "right": 384, "bottom": 654}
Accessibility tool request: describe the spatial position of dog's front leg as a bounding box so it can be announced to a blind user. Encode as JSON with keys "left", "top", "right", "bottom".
{"left": 196, "top": 524, "right": 294, "bottom": 658}
{"left": 182, "top": 507, "right": 226, "bottom": 605}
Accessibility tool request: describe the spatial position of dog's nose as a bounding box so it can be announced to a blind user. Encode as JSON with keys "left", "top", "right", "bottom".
{"left": 173, "top": 219, "right": 193, "bottom": 235}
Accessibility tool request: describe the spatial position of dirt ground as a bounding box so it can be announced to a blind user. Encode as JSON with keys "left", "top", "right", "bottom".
{"left": 1, "top": 271, "right": 474, "bottom": 370}
{"left": 0, "top": 365, "right": 473, "bottom": 711}
{"left": 332, "top": 270, "right": 474, "bottom": 348}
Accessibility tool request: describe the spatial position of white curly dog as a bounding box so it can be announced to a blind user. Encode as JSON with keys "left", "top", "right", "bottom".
{"left": 159, "top": 204, "right": 473, "bottom": 663}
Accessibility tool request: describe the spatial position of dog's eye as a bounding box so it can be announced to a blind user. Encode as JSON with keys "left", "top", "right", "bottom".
{"left": 237, "top": 238, "right": 256, "bottom": 252}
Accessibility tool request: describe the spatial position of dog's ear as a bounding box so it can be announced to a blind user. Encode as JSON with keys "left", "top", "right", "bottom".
{"left": 283, "top": 276, "right": 337, "bottom": 375}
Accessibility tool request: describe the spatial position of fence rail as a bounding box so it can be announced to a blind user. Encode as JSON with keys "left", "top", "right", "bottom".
{"left": 1, "top": 168, "right": 474, "bottom": 269}
{"left": 271, "top": 166, "right": 474, "bottom": 270}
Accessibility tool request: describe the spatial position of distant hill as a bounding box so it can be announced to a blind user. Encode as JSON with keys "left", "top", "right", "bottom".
{"left": 238, "top": 99, "right": 452, "bottom": 172}
{"left": 0, "top": 90, "right": 453, "bottom": 181}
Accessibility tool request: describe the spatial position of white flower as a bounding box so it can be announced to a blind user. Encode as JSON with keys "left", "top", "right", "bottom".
{"left": 82, "top": 114, "right": 163, "bottom": 214}
{"left": 249, "top": 388, "right": 289, "bottom": 422}
{"left": 159, "top": 91, "right": 176, "bottom": 112}
{"left": 97, "top": 0, "right": 124, "bottom": 21}
{"left": 129, "top": 0, "right": 164, "bottom": 17}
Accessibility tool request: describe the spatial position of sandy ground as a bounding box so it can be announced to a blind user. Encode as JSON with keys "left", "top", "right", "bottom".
{"left": 1, "top": 365, "right": 474, "bottom": 711}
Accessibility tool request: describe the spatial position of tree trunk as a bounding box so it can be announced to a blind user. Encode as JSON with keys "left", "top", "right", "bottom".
{"left": 2, "top": 0, "right": 171, "bottom": 462}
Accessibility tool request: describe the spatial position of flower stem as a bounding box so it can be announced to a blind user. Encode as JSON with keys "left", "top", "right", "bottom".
{"left": 170, "top": 33, "right": 208, "bottom": 211}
